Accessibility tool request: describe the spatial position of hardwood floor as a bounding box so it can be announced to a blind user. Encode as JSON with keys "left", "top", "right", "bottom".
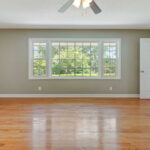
{"left": 0, "top": 98, "right": 150, "bottom": 150}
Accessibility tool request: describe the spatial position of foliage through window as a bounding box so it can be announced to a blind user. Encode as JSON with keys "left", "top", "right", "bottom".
{"left": 52, "top": 42, "right": 98, "bottom": 77}
{"left": 29, "top": 39, "right": 121, "bottom": 79}
{"left": 32, "top": 42, "right": 47, "bottom": 77}
{"left": 102, "top": 42, "right": 118, "bottom": 78}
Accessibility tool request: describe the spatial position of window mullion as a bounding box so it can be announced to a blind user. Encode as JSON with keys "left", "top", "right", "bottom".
{"left": 59, "top": 42, "right": 60, "bottom": 77}
{"left": 31, "top": 42, "right": 34, "bottom": 78}
{"left": 74, "top": 42, "right": 76, "bottom": 77}
{"left": 90, "top": 42, "right": 91, "bottom": 77}
{"left": 47, "top": 40, "right": 51, "bottom": 78}
{"left": 99, "top": 40, "right": 103, "bottom": 79}
{"left": 117, "top": 40, "right": 121, "bottom": 79}
{"left": 82, "top": 43, "right": 83, "bottom": 77}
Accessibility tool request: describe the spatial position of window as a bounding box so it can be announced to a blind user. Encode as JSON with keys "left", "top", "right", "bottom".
{"left": 102, "top": 41, "right": 121, "bottom": 79}
{"left": 52, "top": 42, "right": 99, "bottom": 78}
{"left": 32, "top": 42, "right": 47, "bottom": 77}
{"left": 29, "top": 38, "right": 121, "bottom": 79}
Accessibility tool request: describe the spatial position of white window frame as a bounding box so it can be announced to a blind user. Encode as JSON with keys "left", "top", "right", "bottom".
{"left": 29, "top": 38, "right": 121, "bottom": 80}
{"left": 101, "top": 39, "right": 121, "bottom": 79}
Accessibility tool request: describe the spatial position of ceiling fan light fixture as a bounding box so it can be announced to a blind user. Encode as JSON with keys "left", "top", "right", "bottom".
{"left": 58, "top": 0, "right": 102, "bottom": 15}
{"left": 82, "top": 0, "right": 92, "bottom": 8}
{"left": 82, "top": 2, "right": 89, "bottom": 8}
{"left": 73, "top": 0, "right": 81, "bottom": 8}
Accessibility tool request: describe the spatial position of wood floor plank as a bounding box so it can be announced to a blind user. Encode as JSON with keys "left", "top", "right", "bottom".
{"left": 0, "top": 98, "right": 150, "bottom": 150}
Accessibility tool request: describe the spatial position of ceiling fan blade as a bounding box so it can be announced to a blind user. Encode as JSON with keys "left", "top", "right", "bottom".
{"left": 58, "top": 0, "right": 74, "bottom": 13}
{"left": 90, "top": 0, "right": 102, "bottom": 14}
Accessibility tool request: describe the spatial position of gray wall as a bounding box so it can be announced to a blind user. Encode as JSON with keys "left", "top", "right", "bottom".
{"left": 0, "top": 29, "right": 150, "bottom": 94}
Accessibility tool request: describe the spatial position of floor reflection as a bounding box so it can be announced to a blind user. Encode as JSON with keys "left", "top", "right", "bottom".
{"left": 102, "top": 109, "right": 119, "bottom": 150}
{"left": 32, "top": 109, "right": 47, "bottom": 150}
{"left": 49, "top": 104, "right": 100, "bottom": 149}
{"left": 31, "top": 104, "right": 119, "bottom": 150}
{"left": 75, "top": 112, "right": 99, "bottom": 147}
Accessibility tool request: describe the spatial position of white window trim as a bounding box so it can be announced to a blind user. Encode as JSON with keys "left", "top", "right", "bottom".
{"left": 29, "top": 38, "right": 121, "bottom": 80}
{"left": 101, "top": 39, "right": 121, "bottom": 79}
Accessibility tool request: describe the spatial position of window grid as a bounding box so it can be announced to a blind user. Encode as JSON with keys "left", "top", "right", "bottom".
{"left": 29, "top": 38, "right": 121, "bottom": 79}
{"left": 32, "top": 42, "right": 47, "bottom": 77}
{"left": 102, "top": 41, "right": 118, "bottom": 78}
{"left": 51, "top": 42, "right": 98, "bottom": 78}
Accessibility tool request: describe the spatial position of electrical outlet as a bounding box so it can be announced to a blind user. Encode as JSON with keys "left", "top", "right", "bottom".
{"left": 109, "top": 86, "right": 113, "bottom": 91}
{"left": 38, "top": 86, "right": 42, "bottom": 91}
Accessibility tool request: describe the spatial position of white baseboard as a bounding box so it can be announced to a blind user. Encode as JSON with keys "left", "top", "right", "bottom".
{"left": 0, "top": 94, "right": 140, "bottom": 98}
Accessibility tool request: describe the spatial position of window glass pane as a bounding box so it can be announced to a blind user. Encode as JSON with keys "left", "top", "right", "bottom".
{"left": 83, "top": 68, "right": 91, "bottom": 76}
{"left": 68, "top": 43, "right": 74, "bottom": 52}
{"left": 52, "top": 43, "right": 59, "bottom": 59}
{"left": 76, "top": 43, "right": 82, "bottom": 52}
{"left": 75, "top": 43, "right": 83, "bottom": 59}
{"left": 52, "top": 61, "right": 61, "bottom": 77}
{"left": 60, "top": 43, "right": 67, "bottom": 59}
{"left": 60, "top": 51, "right": 67, "bottom": 59}
{"left": 68, "top": 59, "right": 74, "bottom": 68}
{"left": 91, "top": 67, "right": 98, "bottom": 76}
{"left": 91, "top": 43, "right": 98, "bottom": 60}
{"left": 32, "top": 42, "right": 47, "bottom": 78}
{"left": 82, "top": 43, "right": 91, "bottom": 59}
{"left": 33, "top": 50, "right": 46, "bottom": 59}
{"left": 60, "top": 59, "right": 68, "bottom": 68}
{"left": 104, "top": 59, "right": 116, "bottom": 68}
{"left": 103, "top": 42, "right": 118, "bottom": 77}
{"left": 59, "top": 68, "right": 67, "bottom": 77}
{"left": 51, "top": 41, "right": 99, "bottom": 78}
{"left": 75, "top": 68, "right": 83, "bottom": 76}
{"left": 52, "top": 59, "right": 59, "bottom": 68}
{"left": 76, "top": 59, "right": 82, "bottom": 68}
{"left": 33, "top": 42, "right": 46, "bottom": 59}
{"left": 33, "top": 60, "right": 46, "bottom": 76}
{"left": 83, "top": 59, "right": 90, "bottom": 68}
{"left": 67, "top": 68, "right": 75, "bottom": 77}
{"left": 75, "top": 51, "right": 82, "bottom": 59}
{"left": 91, "top": 59, "right": 98, "bottom": 68}
{"left": 68, "top": 52, "right": 75, "bottom": 59}
{"left": 33, "top": 66, "right": 39, "bottom": 76}
{"left": 104, "top": 67, "right": 116, "bottom": 76}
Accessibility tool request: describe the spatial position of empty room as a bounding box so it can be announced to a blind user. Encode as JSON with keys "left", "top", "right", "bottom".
{"left": 0, "top": 0, "right": 150, "bottom": 150}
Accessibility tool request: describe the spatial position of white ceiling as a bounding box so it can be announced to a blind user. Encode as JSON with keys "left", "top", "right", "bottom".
{"left": 0, "top": 0, "right": 150, "bottom": 29}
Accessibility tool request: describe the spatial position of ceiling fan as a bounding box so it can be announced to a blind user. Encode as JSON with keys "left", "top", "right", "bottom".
{"left": 58, "top": 0, "right": 102, "bottom": 14}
